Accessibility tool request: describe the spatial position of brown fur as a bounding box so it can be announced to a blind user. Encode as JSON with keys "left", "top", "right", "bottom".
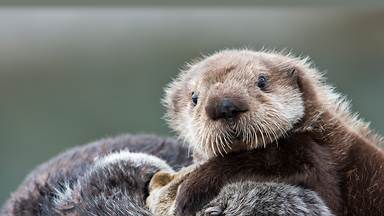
{"left": 164, "top": 49, "right": 384, "bottom": 216}
{"left": 174, "top": 133, "right": 341, "bottom": 215}
{"left": 297, "top": 71, "right": 384, "bottom": 216}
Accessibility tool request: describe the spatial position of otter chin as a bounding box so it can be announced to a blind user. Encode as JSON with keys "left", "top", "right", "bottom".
{"left": 164, "top": 49, "right": 305, "bottom": 158}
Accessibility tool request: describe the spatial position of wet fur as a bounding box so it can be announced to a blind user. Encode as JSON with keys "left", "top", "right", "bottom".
{"left": 200, "top": 181, "right": 333, "bottom": 216}
{"left": 1, "top": 134, "right": 193, "bottom": 216}
{"left": 49, "top": 151, "right": 173, "bottom": 216}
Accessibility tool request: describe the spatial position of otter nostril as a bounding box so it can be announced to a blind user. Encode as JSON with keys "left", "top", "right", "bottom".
{"left": 206, "top": 98, "right": 248, "bottom": 120}
{"left": 220, "top": 99, "right": 238, "bottom": 118}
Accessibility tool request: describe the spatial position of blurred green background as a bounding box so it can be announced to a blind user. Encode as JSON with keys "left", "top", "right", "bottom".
{"left": 1, "top": 6, "right": 384, "bottom": 205}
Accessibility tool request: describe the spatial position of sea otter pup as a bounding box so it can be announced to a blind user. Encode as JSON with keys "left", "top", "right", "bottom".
{"left": 163, "top": 49, "right": 384, "bottom": 215}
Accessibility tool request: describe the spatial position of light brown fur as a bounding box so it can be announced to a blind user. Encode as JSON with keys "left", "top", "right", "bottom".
{"left": 147, "top": 166, "right": 195, "bottom": 216}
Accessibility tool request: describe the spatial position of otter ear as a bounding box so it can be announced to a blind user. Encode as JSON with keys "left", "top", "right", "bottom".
{"left": 287, "top": 67, "right": 300, "bottom": 85}
{"left": 288, "top": 67, "right": 298, "bottom": 78}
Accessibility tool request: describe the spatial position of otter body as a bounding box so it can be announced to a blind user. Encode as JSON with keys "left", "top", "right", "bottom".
{"left": 1, "top": 134, "right": 193, "bottom": 216}
{"left": 163, "top": 49, "right": 384, "bottom": 216}
{"left": 175, "top": 133, "right": 340, "bottom": 215}
{"left": 148, "top": 133, "right": 336, "bottom": 216}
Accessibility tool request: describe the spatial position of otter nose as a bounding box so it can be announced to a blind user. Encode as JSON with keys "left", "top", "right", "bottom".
{"left": 219, "top": 99, "right": 239, "bottom": 118}
{"left": 206, "top": 98, "right": 248, "bottom": 120}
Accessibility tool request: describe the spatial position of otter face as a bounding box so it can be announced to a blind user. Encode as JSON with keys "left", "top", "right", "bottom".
{"left": 164, "top": 50, "right": 306, "bottom": 157}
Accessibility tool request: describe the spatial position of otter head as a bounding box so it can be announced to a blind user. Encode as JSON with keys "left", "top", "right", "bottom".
{"left": 164, "top": 49, "right": 310, "bottom": 158}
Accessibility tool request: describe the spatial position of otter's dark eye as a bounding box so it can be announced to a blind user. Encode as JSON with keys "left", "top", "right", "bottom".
{"left": 191, "top": 92, "right": 198, "bottom": 106}
{"left": 257, "top": 75, "right": 268, "bottom": 90}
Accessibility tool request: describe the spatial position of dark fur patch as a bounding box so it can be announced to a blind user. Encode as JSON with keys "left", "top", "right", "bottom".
{"left": 175, "top": 133, "right": 341, "bottom": 215}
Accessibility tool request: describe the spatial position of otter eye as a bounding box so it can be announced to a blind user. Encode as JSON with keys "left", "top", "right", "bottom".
{"left": 257, "top": 75, "right": 268, "bottom": 90}
{"left": 191, "top": 92, "right": 198, "bottom": 106}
